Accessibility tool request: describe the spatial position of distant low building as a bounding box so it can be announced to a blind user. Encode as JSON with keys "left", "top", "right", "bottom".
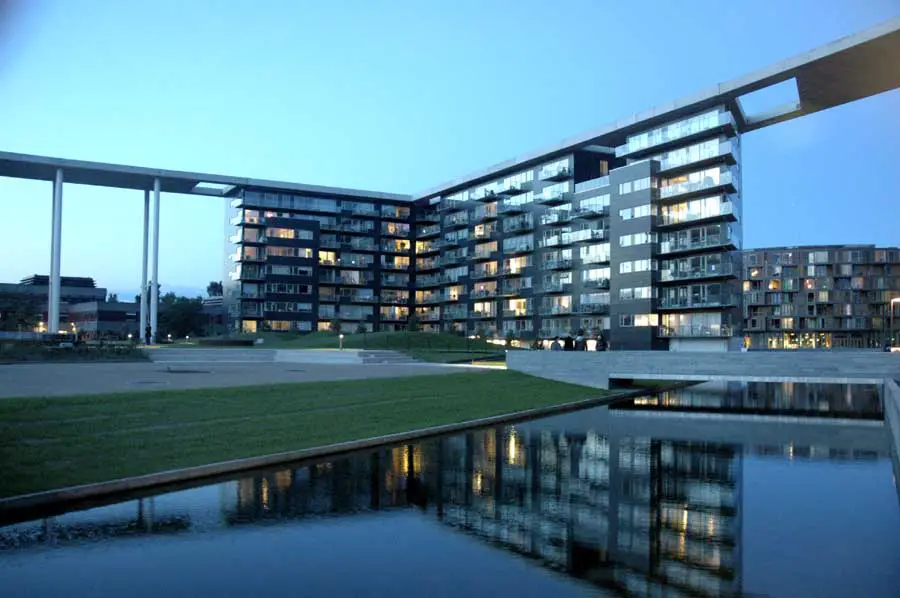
{"left": 68, "top": 300, "right": 140, "bottom": 340}
{"left": 0, "top": 275, "right": 106, "bottom": 332}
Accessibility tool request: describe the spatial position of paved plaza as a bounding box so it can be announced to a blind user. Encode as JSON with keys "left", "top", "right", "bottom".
{"left": 0, "top": 360, "right": 481, "bottom": 399}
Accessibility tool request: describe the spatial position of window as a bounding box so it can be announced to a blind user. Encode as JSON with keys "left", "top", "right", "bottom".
{"left": 267, "top": 246, "right": 313, "bottom": 258}
{"left": 619, "top": 233, "right": 655, "bottom": 247}
{"left": 620, "top": 314, "right": 658, "bottom": 327}
{"left": 265, "top": 227, "right": 314, "bottom": 240}
{"left": 619, "top": 259, "right": 655, "bottom": 274}
{"left": 267, "top": 265, "right": 313, "bottom": 276}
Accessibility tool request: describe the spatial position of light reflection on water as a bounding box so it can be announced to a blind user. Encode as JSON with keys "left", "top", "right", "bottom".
{"left": 1, "top": 382, "right": 898, "bottom": 598}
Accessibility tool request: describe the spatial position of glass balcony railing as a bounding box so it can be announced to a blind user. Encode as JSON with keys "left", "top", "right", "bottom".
{"left": 535, "top": 187, "right": 570, "bottom": 205}
{"left": 659, "top": 171, "right": 735, "bottom": 200}
{"left": 499, "top": 202, "right": 529, "bottom": 215}
{"left": 581, "top": 254, "right": 609, "bottom": 265}
{"left": 380, "top": 261, "right": 410, "bottom": 271}
{"left": 537, "top": 282, "right": 571, "bottom": 294}
{"left": 543, "top": 259, "right": 573, "bottom": 270}
{"left": 504, "top": 220, "right": 534, "bottom": 234}
{"left": 230, "top": 215, "right": 265, "bottom": 226}
{"left": 416, "top": 259, "right": 440, "bottom": 271}
{"left": 563, "top": 229, "right": 605, "bottom": 244}
{"left": 539, "top": 235, "right": 571, "bottom": 249}
{"left": 416, "top": 224, "right": 441, "bottom": 238}
{"left": 444, "top": 214, "right": 469, "bottom": 228}
{"left": 540, "top": 211, "right": 574, "bottom": 226}
{"left": 659, "top": 230, "right": 737, "bottom": 255}
{"left": 574, "top": 176, "right": 610, "bottom": 194}
{"left": 659, "top": 140, "right": 737, "bottom": 172}
{"left": 240, "top": 305, "right": 262, "bottom": 317}
{"left": 583, "top": 278, "right": 610, "bottom": 290}
{"left": 497, "top": 179, "right": 531, "bottom": 195}
{"left": 471, "top": 288, "right": 498, "bottom": 299}
{"left": 415, "top": 275, "right": 442, "bottom": 287}
{"left": 471, "top": 269, "right": 500, "bottom": 280}
{"left": 500, "top": 283, "right": 532, "bottom": 296}
{"left": 503, "top": 244, "right": 533, "bottom": 255}
{"left": 473, "top": 250, "right": 498, "bottom": 261}
{"left": 418, "top": 210, "right": 440, "bottom": 223}
{"left": 444, "top": 308, "right": 468, "bottom": 320}
{"left": 658, "top": 324, "right": 733, "bottom": 338}
{"left": 440, "top": 198, "right": 468, "bottom": 212}
{"left": 658, "top": 201, "right": 735, "bottom": 226}
{"left": 502, "top": 308, "right": 533, "bottom": 318}
{"left": 418, "top": 294, "right": 442, "bottom": 304}
{"left": 539, "top": 306, "right": 572, "bottom": 316}
{"left": 572, "top": 205, "right": 608, "bottom": 219}
{"left": 616, "top": 111, "right": 736, "bottom": 157}
{"left": 658, "top": 295, "right": 737, "bottom": 310}
{"left": 573, "top": 303, "right": 610, "bottom": 314}
{"left": 539, "top": 164, "right": 571, "bottom": 181}
{"left": 659, "top": 262, "right": 735, "bottom": 282}
{"left": 468, "top": 310, "right": 496, "bottom": 319}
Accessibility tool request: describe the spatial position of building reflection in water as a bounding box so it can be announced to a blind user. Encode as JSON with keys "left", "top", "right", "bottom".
{"left": 222, "top": 427, "right": 743, "bottom": 597}
{"left": 618, "top": 381, "right": 882, "bottom": 420}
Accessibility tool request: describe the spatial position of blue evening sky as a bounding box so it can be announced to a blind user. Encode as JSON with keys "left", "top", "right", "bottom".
{"left": 0, "top": 0, "right": 897, "bottom": 298}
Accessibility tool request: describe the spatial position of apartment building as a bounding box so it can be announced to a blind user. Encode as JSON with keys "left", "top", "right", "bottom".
{"left": 742, "top": 245, "right": 900, "bottom": 349}
{"left": 226, "top": 106, "right": 742, "bottom": 350}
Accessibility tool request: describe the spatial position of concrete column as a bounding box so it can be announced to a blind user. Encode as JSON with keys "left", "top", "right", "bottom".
{"left": 149, "top": 178, "right": 160, "bottom": 343}
{"left": 48, "top": 168, "right": 64, "bottom": 333}
{"left": 140, "top": 190, "right": 149, "bottom": 342}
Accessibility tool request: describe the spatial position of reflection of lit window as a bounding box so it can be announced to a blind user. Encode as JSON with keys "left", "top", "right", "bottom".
{"left": 261, "top": 478, "right": 270, "bottom": 511}
{"left": 472, "top": 471, "right": 483, "bottom": 494}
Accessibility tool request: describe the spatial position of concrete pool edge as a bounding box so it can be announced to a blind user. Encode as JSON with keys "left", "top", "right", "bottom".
{"left": 0, "top": 384, "right": 685, "bottom": 524}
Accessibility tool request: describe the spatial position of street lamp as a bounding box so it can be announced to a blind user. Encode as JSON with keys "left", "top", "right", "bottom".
{"left": 339, "top": 333, "right": 344, "bottom": 350}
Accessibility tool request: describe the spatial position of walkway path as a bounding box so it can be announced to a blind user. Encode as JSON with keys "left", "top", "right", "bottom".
{"left": 0, "top": 360, "right": 473, "bottom": 399}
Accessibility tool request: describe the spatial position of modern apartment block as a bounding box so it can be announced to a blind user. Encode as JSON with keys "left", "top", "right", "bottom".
{"left": 212, "top": 20, "right": 899, "bottom": 350}
{"left": 742, "top": 245, "right": 900, "bottom": 349}
{"left": 226, "top": 109, "right": 743, "bottom": 350}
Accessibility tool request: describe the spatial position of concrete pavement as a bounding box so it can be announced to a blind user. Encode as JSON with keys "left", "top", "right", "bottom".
{"left": 0, "top": 360, "right": 480, "bottom": 399}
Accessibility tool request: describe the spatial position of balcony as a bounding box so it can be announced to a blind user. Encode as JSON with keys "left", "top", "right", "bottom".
{"left": 574, "top": 176, "right": 610, "bottom": 194}
{"left": 659, "top": 139, "right": 739, "bottom": 174}
{"left": 416, "top": 242, "right": 440, "bottom": 255}
{"left": 441, "top": 236, "right": 466, "bottom": 249}
{"left": 616, "top": 111, "right": 736, "bottom": 158}
{"left": 573, "top": 303, "right": 610, "bottom": 315}
{"left": 380, "top": 261, "right": 410, "bottom": 271}
{"left": 535, "top": 187, "right": 571, "bottom": 206}
{"left": 537, "top": 282, "right": 571, "bottom": 294}
{"left": 499, "top": 283, "right": 532, "bottom": 297}
{"left": 468, "top": 311, "right": 496, "bottom": 320}
{"left": 343, "top": 205, "right": 379, "bottom": 217}
{"left": 502, "top": 308, "right": 533, "bottom": 318}
{"left": 472, "top": 188, "right": 500, "bottom": 202}
{"left": 439, "top": 198, "right": 468, "bottom": 212}
{"left": 658, "top": 231, "right": 738, "bottom": 255}
{"left": 416, "top": 224, "right": 441, "bottom": 238}
{"left": 659, "top": 170, "right": 736, "bottom": 201}
{"left": 572, "top": 206, "right": 608, "bottom": 220}
{"left": 230, "top": 215, "right": 265, "bottom": 227}
{"left": 543, "top": 259, "right": 573, "bottom": 271}
{"left": 231, "top": 251, "right": 264, "bottom": 263}
{"left": 471, "top": 288, "right": 498, "bottom": 299}
{"left": 470, "top": 228, "right": 497, "bottom": 242}
{"left": 443, "top": 213, "right": 469, "bottom": 229}
{"left": 418, "top": 294, "right": 442, "bottom": 304}
{"left": 418, "top": 210, "right": 440, "bottom": 223}
{"left": 564, "top": 229, "right": 605, "bottom": 244}
{"left": 348, "top": 241, "right": 378, "bottom": 252}
{"left": 240, "top": 305, "right": 263, "bottom": 317}
{"left": 499, "top": 202, "right": 528, "bottom": 216}
{"left": 658, "top": 324, "right": 733, "bottom": 338}
{"left": 659, "top": 262, "right": 735, "bottom": 282}
{"left": 501, "top": 266, "right": 529, "bottom": 277}
{"left": 581, "top": 254, "right": 610, "bottom": 265}
{"left": 658, "top": 296, "right": 737, "bottom": 310}
{"left": 472, "top": 207, "right": 499, "bottom": 222}
{"left": 504, "top": 219, "right": 534, "bottom": 234}
{"left": 657, "top": 201, "right": 736, "bottom": 227}
{"left": 503, "top": 244, "right": 533, "bottom": 256}
{"left": 381, "top": 295, "right": 409, "bottom": 305}
{"left": 421, "top": 312, "right": 441, "bottom": 322}
{"left": 380, "top": 311, "right": 408, "bottom": 321}
{"left": 539, "top": 306, "right": 572, "bottom": 316}
{"left": 442, "top": 252, "right": 466, "bottom": 265}
{"left": 381, "top": 277, "right": 410, "bottom": 288}
{"left": 539, "top": 234, "right": 572, "bottom": 249}
{"left": 539, "top": 164, "right": 571, "bottom": 181}
{"left": 471, "top": 269, "right": 500, "bottom": 280}
{"left": 444, "top": 308, "right": 468, "bottom": 320}
{"left": 416, "top": 259, "right": 441, "bottom": 271}
{"left": 472, "top": 250, "right": 498, "bottom": 262}
{"left": 540, "top": 210, "right": 575, "bottom": 226}
{"left": 416, "top": 275, "right": 442, "bottom": 288}
{"left": 236, "top": 267, "right": 265, "bottom": 281}
{"left": 347, "top": 294, "right": 377, "bottom": 303}
{"left": 319, "top": 221, "right": 341, "bottom": 232}
{"left": 497, "top": 180, "right": 531, "bottom": 195}
{"left": 583, "top": 278, "right": 611, "bottom": 290}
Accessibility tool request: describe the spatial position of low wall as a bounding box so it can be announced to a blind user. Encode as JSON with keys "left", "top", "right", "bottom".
{"left": 507, "top": 350, "right": 900, "bottom": 389}
{"left": 274, "top": 349, "right": 363, "bottom": 364}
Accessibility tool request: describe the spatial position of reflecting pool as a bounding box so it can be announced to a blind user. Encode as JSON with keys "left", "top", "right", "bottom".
{"left": 1, "top": 382, "right": 898, "bottom": 597}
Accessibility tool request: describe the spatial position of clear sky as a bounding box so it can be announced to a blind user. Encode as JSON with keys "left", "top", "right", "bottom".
{"left": 0, "top": 0, "right": 897, "bottom": 298}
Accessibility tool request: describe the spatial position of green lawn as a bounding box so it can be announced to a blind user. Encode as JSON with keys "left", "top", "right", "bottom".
{"left": 0, "top": 371, "right": 605, "bottom": 498}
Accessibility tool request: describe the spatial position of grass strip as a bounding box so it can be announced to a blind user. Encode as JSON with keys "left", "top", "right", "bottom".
{"left": 0, "top": 371, "right": 606, "bottom": 498}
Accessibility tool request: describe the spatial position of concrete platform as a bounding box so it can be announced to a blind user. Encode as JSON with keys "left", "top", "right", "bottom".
{"left": 0, "top": 361, "right": 475, "bottom": 399}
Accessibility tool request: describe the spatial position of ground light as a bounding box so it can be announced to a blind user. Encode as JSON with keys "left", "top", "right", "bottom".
{"left": 339, "top": 333, "right": 344, "bottom": 350}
